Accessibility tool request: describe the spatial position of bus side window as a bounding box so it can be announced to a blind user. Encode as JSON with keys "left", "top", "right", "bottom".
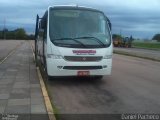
{"left": 42, "top": 18, "right": 47, "bottom": 42}
{"left": 44, "top": 26, "right": 47, "bottom": 42}
{"left": 39, "top": 28, "right": 44, "bottom": 41}
{"left": 37, "top": 22, "right": 43, "bottom": 41}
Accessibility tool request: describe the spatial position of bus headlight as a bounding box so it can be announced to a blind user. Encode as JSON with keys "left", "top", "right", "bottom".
{"left": 103, "top": 55, "right": 112, "bottom": 59}
{"left": 47, "top": 54, "right": 63, "bottom": 59}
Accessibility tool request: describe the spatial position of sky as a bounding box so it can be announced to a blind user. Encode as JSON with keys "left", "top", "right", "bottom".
{"left": 0, "top": 0, "right": 160, "bottom": 39}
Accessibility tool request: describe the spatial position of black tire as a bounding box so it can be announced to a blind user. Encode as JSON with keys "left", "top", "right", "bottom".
{"left": 94, "top": 75, "right": 103, "bottom": 80}
{"left": 43, "top": 57, "right": 52, "bottom": 81}
{"left": 46, "top": 74, "right": 52, "bottom": 81}
{"left": 45, "top": 66, "right": 52, "bottom": 81}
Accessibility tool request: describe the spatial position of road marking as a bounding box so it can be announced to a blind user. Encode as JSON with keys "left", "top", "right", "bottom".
{"left": 0, "top": 42, "right": 21, "bottom": 65}
{"left": 30, "top": 41, "right": 56, "bottom": 120}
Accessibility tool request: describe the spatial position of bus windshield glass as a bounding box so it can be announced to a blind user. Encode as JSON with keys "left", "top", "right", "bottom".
{"left": 49, "top": 9, "right": 111, "bottom": 48}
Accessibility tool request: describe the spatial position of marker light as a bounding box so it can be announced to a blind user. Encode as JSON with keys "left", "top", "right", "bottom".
{"left": 47, "top": 54, "right": 63, "bottom": 59}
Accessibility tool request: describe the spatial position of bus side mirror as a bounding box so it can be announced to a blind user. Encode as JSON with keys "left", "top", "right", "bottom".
{"left": 108, "top": 22, "right": 112, "bottom": 31}
{"left": 35, "top": 15, "right": 39, "bottom": 40}
{"left": 105, "top": 16, "right": 112, "bottom": 30}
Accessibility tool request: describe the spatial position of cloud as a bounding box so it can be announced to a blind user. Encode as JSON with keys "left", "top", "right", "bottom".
{"left": 0, "top": 0, "right": 160, "bottom": 38}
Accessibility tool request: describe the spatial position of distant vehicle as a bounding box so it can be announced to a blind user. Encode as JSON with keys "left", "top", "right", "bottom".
{"left": 113, "top": 37, "right": 123, "bottom": 47}
{"left": 123, "top": 37, "right": 132, "bottom": 48}
{"left": 35, "top": 5, "right": 113, "bottom": 80}
{"left": 113, "top": 36, "right": 133, "bottom": 48}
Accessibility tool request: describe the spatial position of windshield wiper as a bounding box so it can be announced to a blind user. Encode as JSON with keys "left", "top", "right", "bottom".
{"left": 74, "top": 36, "right": 106, "bottom": 47}
{"left": 53, "top": 38, "right": 87, "bottom": 47}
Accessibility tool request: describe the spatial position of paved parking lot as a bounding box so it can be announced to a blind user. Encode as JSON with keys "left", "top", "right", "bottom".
{"left": 0, "top": 40, "right": 23, "bottom": 60}
{"left": 0, "top": 40, "right": 49, "bottom": 120}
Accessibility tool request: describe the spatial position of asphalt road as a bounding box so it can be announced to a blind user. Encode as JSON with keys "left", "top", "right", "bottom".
{"left": 1, "top": 40, "right": 160, "bottom": 119}
{"left": 46, "top": 54, "right": 160, "bottom": 116}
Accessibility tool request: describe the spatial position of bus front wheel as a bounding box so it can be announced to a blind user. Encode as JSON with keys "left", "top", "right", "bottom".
{"left": 94, "top": 75, "right": 103, "bottom": 80}
{"left": 44, "top": 58, "right": 52, "bottom": 81}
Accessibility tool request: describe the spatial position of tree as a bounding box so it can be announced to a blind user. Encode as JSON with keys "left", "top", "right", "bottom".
{"left": 15, "top": 28, "right": 27, "bottom": 40}
{"left": 0, "top": 28, "right": 33, "bottom": 40}
{"left": 2, "top": 28, "right": 8, "bottom": 39}
{"left": 27, "top": 34, "right": 35, "bottom": 40}
{"left": 6, "top": 31, "right": 15, "bottom": 39}
{"left": 152, "top": 34, "right": 160, "bottom": 42}
{"left": 112, "top": 34, "right": 122, "bottom": 39}
{"left": 0, "top": 31, "right": 2, "bottom": 39}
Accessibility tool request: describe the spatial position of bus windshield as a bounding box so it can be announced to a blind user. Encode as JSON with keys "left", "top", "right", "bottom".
{"left": 49, "top": 9, "right": 111, "bottom": 48}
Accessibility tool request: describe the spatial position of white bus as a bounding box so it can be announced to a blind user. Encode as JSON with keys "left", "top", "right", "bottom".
{"left": 35, "top": 5, "right": 113, "bottom": 80}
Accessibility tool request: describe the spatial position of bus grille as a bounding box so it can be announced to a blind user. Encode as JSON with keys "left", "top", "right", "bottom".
{"left": 64, "top": 56, "right": 103, "bottom": 62}
{"left": 63, "top": 66, "right": 102, "bottom": 70}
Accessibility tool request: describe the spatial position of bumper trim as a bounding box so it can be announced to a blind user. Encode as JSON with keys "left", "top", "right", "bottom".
{"left": 63, "top": 66, "right": 103, "bottom": 70}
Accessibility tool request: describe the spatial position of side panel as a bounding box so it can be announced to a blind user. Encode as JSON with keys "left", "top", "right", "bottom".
{"left": 36, "top": 11, "right": 48, "bottom": 66}
{"left": 37, "top": 28, "right": 44, "bottom": 64}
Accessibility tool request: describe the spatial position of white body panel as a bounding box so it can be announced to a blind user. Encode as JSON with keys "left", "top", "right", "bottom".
{"left": 47, "top": 58, "right": 112, "bottom": 76}
{"left": 36, "top": 6, "right": 113, "bottom": 77}
{"left": 46, "top": 38, "right": 113, "bottom": 76}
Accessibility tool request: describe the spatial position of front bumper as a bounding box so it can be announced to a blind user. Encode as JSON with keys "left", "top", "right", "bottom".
{"left": 46, "top": 58, "right": 112, "bottom": 76}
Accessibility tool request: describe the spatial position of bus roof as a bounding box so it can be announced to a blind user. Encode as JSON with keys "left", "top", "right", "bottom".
{"left": 48, "top": 5, "right": 104, "bottom": 14}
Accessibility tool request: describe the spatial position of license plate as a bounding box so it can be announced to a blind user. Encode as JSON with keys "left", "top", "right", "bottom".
{"left": 77, "top": 71, "right": 90, "bottom": 76}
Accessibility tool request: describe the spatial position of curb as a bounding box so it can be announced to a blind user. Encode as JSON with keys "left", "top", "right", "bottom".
{"left": 29, "top": 41, "right": 56, "bottom": 120}
{"left": 113, "top": 50, "right": 160, "bottom": 62}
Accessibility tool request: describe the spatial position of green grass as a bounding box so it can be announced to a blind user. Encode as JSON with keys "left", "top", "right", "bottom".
{"left": 132, "top": 42, "right": 160, "bottom": 50}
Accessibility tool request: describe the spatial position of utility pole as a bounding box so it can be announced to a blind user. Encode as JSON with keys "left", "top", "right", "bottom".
{"left": 3, "top": 18, "right": 6, "bottom": 40}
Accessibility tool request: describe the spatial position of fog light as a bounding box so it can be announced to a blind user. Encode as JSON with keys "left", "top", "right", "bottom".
{"left": 57, "top": 66, "right": 63, "bottom": 69}
{"left": 103, "top": 65, "right": 107, "bottom": 68}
